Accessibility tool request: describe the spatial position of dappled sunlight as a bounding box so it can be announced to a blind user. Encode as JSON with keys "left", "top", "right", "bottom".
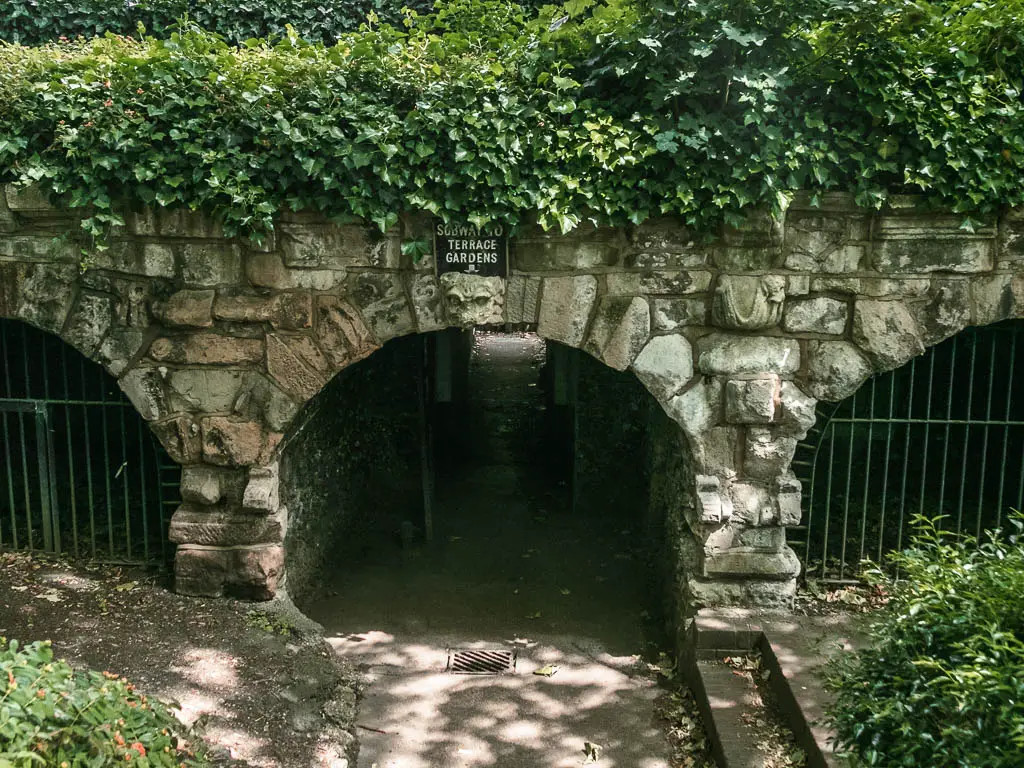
{"left": 171, "top": 647, "right": 241, "bottom": 690}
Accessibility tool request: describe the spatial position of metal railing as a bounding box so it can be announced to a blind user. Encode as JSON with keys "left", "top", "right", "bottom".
{"left": 0, "top": 320, "right": 177, "bottom": 564}
{"left": 792, "top": 322, "right": 1024, "bottom": 582}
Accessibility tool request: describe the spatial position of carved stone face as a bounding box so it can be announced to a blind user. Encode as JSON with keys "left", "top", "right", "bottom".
{"left": 439, "top": 272, "right": 505, "bottom": 327}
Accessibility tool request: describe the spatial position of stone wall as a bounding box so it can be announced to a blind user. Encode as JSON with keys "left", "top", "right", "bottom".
{"left": 2, "top": 184, "right": 1023, "bottom": 608}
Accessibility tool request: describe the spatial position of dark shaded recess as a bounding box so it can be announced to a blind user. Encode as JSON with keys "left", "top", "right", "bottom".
{"left": 281, "top": 333, "right": 423, "bottom": 605}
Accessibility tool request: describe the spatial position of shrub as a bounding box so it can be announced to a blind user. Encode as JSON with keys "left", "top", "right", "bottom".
{"left": 827, "top": 516, "right": 1024, "bottom": 767}
{"left": 0, "top": 637, "right": 207, "bottom": 768}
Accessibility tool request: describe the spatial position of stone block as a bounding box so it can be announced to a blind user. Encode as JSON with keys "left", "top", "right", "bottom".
{"left": 315, "top": 296, "right": 378, "bottom": 368}
{"left": 409, "top": 274, "right": 446, "bottom": 333}
{"left": 169, "top": 506, "right": 286, "bottom": 546}
{"left": 181, "top": 465, "right": 229, "bottom": 506}
{"left": 347, "top": 272, "right": 416, "bottom": 342}
{"left": 584, "top": 296, "right": 650, "bottom": 371}
{"left": 852, "top": 299, "right": 924, "bottom": 370}
{"left": 537, "top": 275, "right": 597, "bottom": 347}
{"left": 150, "top": 414, "right": 201, "bottom": 464}
{"left": 695, "top": 474, "right": 733, "bottom": 524}
{"left": 696, "top": 333, "right": 800, "bottom": 376}
{"left": 153, "top": 289, "right": 215, "bottom": 328}
{"left": 724, "top": 379, "right": 777, "bottom": 424}
{"left": 245, "top": 251, "right": 346, "bottom": 291}
{"left": 651, "top": 297, "right": 707, "bottom": 330}
{"left": 782, "top": 297, "right": 847, "bottom": 335}
{"left": 64, "top": 292, "right": 115, "bottom": 358}
{"left": 631, "top": 334, "right": 694, "bottom": 401}
{"left": 181, "top": 242, "right": 242, "bottom": 287}
{"left": 201, "top": 417, "right": 268, "bottom": 467}
{"left": 802, "top": 340, "right": 873, "bottom": 401}
{"left": 783, "top": 211, "right": 869, "bottom": 272}
{"left": 87, "top": 241, "right": 177, "bottom": 278}
{"left": 743, "top": 428, "right": 798, "bottom": 483}
{"left": 701, "top": 545, "right": 801, "bottom": 580}
{"left": 505, "top": 275, "right": 541, "bottom": 325}
{"left": 149, "top": 332, "right": 264, "bottom": 365}
{"left": 711, "top": 275, "right": 785, "bottom": 331}
{"left": 777, "top": 381, "right": 817, "bottom": 436}
{"left": 174, "top": 544, "right": 284, "bottom": 599}
{"left": 0, "top": 235, "right": 78, "bottom": 262}
{"left": 665, "top": 378, "right": 721, "bottom": 441}
{"left": 213, "top": 291, "right": 313, "bottom": 330}
{"left": 165, "top": 368, "right": 248, "bottom": 413}
{"left": 266, "top": 333, "right": 329, "bottom": 401}
{"left": 919, "top": 280, "right": 971, "bottom": 345}
{"left": 971, "top": 273, "right": 1024, "bottom": 326}
{"left": 729, "top": 482, "right": 774, "bottom": 526}
{"left": 118, "top": 367, "right": 167, "bottom": 422}
{"left": 514, "top": 231, "right": 620, "bottom": 270}
{"left": 786, "top": 275, "right": 810, "bottom": 296}
{"left": 777, "top": 475, "right": 803, "bottom": 526}
{"left": 280, "top": 223, "right": 397, "bottom": 269}
{"left": 5, "top": 184, "right": 54, "bottom": 212}
{"left": 96, "top": 327, "right": 149, "bottom": 377}
{"left": 873, "top": 213, "right": 995, "bottom": 273}
{"left": 243, "top": 462, "right": 280, "bottom": 514}
{"left": 606, "top": 270, "right": 713, "bottom": 296}
{"left": 231, "top": 373, "right": 299, "bottom": 433}
{"left": 0, "top": 262, "right": 76, "bottom": 334}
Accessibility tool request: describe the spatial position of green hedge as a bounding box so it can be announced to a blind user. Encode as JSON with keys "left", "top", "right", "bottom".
{"left": 0, "top": 638, "right": 207, "bottom": 768}
{"left": 0, "top": 0, "right": 437, "bottom": 46}
{"left": 0, "top": 0, "right": 1021, "bottom": 246}
{"left": 828, "top": 517, "right": 1024, "bottom": 767}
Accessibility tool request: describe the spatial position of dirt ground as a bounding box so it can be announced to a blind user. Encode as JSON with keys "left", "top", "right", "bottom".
{"left": 0, "top": 552, "right": 362, "bottom": 768}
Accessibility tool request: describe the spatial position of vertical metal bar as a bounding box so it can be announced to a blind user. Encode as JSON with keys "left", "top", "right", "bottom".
{"left": 136, "top": 418, "right": 150, "bottom": 562}
{"left": 876, "top": 373, "right": 895, "bottom": 562}
{"left": 804, "top": 411, "right": 820, "bottom": 568}
{"left": 895, "top": 359, "right": 918, "bottom": 555}
{"left": 155, "top": 444, "right": 169, "bottom": 564}
{"left": 417, "top": 335, "right": 434, "bottom": 544}
{"left": 82, "top": 356, "right": 97, "bottom": 558}
{"left": 974, "top": 332, "right": 997, "bottom": 538}
{"left": 34, "top": 403, "right": 54, "bottom": 552}
{"left": 119, "top": 406, "right": 131, "bottom": 559}
{"left": 937, "top": 336, "right": 957, "bottom": 518}
{"left": 916, "top": 350, "right": 937, "bottom": 522}
{"left": 61, "top": 345, "right": 80, "bottom": 557}
{"left": 18, "top": 406, "right": 34, "bottom": 551}
{"left": 821, "top": 427, "right": 837, "bottom": 579}
{"left": 101, "top": 377, "right": 114, "bottom": 558}
{"left": 858, "top": 377, "right": 876, "bottom": 565}
{"left": 2, "top": 411, "right": 17, "bottom": 549}
{"left": 995, "top": 327, "right": 1017, "bottom": 528}
{"left": 838, "top": 384, "right": 858, "bottom": 580}
{"left": 955, "top": 337, "right": 978, "bottom": 534}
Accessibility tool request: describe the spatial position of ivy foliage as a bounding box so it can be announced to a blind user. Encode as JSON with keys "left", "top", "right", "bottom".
{"left": 0, "top": 637, "right": 207, "bottom": 768}
{"left": 0, "top": 0, "right": 1021, "bottom": 243}
{"left": 827, "top": 516, "right": 1024, "bottom": 767}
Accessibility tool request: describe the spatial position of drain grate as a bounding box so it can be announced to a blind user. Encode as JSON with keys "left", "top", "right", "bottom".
{"left": 446, "top": 648, "right": 518, "bottom": 675}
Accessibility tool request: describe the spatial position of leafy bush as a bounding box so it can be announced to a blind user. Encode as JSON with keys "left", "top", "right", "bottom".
{"left": 827, "top": 516, "right": 1024, "bottom": 767}
{"left": 0, "top": 637, "right": 207, "bottom": 768}
{"left": 0, "top": 0, "right": 1021, "bottom": 245}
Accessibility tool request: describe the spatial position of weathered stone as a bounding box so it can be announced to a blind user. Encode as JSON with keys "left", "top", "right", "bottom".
{"left": 231, "top": 373, "right": 299, "bottom": 433}
{"left": 712, "top": 275, "right": 785, "bottom": 330}
{"left": 695, "top": 474, "right": 733, "bottom": 523}
{"left": 153, "top": 289, "right": 215, "bottom": 328}
{"left": 811, "top": 277, "right": 932, "bottom": 298}
{"left": 243, "top": 462, "right": 280, "bottom": 514}
{"left": 505, "top": 275, "right": 541, "bottom": 325}
{"left": 784, "top": 212, "right": 869, "bottom": 272}
{"left": 165, "top": 368, "right": 248, "bottom": 413}
{"left": 724, "top": 379, "right": 778, "bottom": 424}
{"left": 919, "top": 280, "right": 971, "bottom": 345}
{"left": 696, "top": 333, "right": 800, "bottom": 376}
{"left": 514, "top": 233, "right": 620, "bottom": 271}
{"left": 786, "top": 275, "right": 810, "bottom": 296}
{"left": 88, "top": 241, "right": 177, "bottom": 278}
{"left": 201, "top": 417, "right": 268, "bottom": 467}
{"left": 409, "top": 274, "right": 446, "bottom": 333}
{"left": 686, "top": 574, "right": 797, "bottom": 608}
{"left": 702, "top": 426, "right": 740, "bottom": 479}
{"left": 802, "top": 340, "right": 873, "bottom": 401}
{"left": 149, "top": 332, "right": 264, "bottom": 365}
{"left": 0, "top": 262, "right": 76, "bottom": 334}
{"left": 630, "top": 218, "right": 697, "bottom": 253}
{"left": 631, "top": 334, "right": 694, "bottom": 401}
{"left": 439, "top": 273, "right": 505, "bottom": 328}
{"left": 347, "top": 272, "right": 416, "bottom": 342}
{"left": 971, "top": 273, "right": 1024, "bottom": 326}
{"left": 873, "top": 213, "right": 995, "bottom": 273}
{"left": 777, "top": 474, "right": 803, "bottom": 526}
{"left": 245, "top": 251, "right": 346, "bottom": 291}
{"left": 729, "top": 482, "right": 774, "bottom": 525}
{"left": 96, "top": 327, "right": 150, "bottom": 376}
{"left": 651, "top": 297, "right": 707, "bottom": 331}
{"left": 665, "top": 378, "right": 721, "bottom": 442}
{"left": 606, "top": 270, "right": 713, "bottom": 296}
{"left": 777, "top": 381, "right": 817, "bottom": 436}
{"left": 852, "top": 299, "right": 925, "bottom": 370}
{"left": 64, "top": 292, "right": 115, "bottom": 357}
{"left": 174, "top": 544, "right": 284, "bottom": 599}
{"left": 181, "top": 243, "right": 242, "bottom": 287}
{"left": 150, "top": 414, "right": 201, "bottom": 464}
{"left": 585, "top": 296, "right": 650, "bottom": 371}
{"left": 0, "top": 235, "right": 77, "bottom": 262}
{"left": 181, "top": 465, "right": 230, "bottom": 506}
{"left": 701, "top": 545, "right": 801, "bottom": 580}
{"left": 213, "top": 291, "right": 312, "bottom": 330}
{"left": 537, "top": 275, "right": 598, "bottom": 347}
{"left": 169, "top": 507, "right": 286, "bottom": 546}
{"left": 315, "top": 296, "right": 378, "bottom": 368}
{"left": 5, "top": 184, "right": 54, "bottom": 212}
{"left": 782, "top": 297, "right": 847, "bottom": 335}
{"left": 744, "top": 428, "right": 798, "bottom": 483}
{"left": 119, "top": 367, "right": 167, "bottom": 421}
{"left": 280, "top": 223, "right": 397, "bottom": 269}
{"left": 266, "top": 334, "right": 329, "bottom": 401}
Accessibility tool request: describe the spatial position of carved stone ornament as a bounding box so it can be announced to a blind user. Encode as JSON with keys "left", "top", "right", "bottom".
{"left": 439, "top": 272, "right": 505, "bottom": 327}
{"left": 712, "top": 274, "right": 786, "bottom": 330}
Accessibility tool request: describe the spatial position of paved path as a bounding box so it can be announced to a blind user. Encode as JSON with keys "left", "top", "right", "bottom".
{"left": 303, "top": 331, "right": 672, "bottom": 768}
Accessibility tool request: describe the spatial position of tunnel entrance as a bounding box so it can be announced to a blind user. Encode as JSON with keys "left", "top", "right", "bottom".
{"left": 283, "top": 329, "right": 666, "bottom": 650}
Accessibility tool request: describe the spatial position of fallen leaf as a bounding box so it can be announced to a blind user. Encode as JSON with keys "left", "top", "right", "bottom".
{"left": 533, "top": 664, "right": 559, "bottom": 677}
{"left": 582, "top": 741, "right": 603, "bottom": 764}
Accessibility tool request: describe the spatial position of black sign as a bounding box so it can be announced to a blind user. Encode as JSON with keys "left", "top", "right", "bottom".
{"left": 434, "top": 221, "right": 508, "bottom": 277}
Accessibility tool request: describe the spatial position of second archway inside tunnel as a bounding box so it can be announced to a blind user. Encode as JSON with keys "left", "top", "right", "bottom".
{"left": 279, "top": 328, "right": 674, "bottom": 653}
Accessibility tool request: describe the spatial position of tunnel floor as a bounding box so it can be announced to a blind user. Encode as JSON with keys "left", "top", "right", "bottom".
{"left": 302, "top": 331, "right": 671, "bottom": 767}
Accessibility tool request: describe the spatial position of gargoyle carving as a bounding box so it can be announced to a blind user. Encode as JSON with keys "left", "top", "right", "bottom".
{"left": 712, "top": 274, "right": 785, "bottom": 330}
{"left": 439, "top": 272, "right": 505, "bottom": 327}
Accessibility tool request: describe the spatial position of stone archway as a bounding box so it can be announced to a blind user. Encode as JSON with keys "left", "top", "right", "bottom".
{"left": 3, "top": 183, "right": 1024, "bottom": 608}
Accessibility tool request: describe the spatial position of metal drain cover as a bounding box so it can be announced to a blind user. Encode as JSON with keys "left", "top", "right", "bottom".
{"left": 446, "top": 648, "right": 517, "bottom": 675}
